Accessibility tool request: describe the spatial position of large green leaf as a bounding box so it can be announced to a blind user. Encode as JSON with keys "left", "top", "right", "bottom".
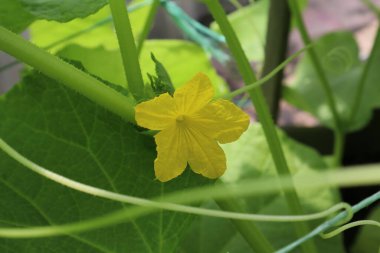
{"left": 0, "top": 0, "right": 110, "bottom": 33}
{"left": 0, "top": 0, "right": 35, "bottom": 33}
{"left": 0, "top": 67, "right": 209, "bottom": 252}
{"left": 284, "top": 31, "right": 380, "bottom": 132}
{"left": 58, "top": 41, "right": 228, "bottom": 94}
{"left": 29, "top": 1, "right": 151, "bottom": 52}
{"left": 29, "top": 7, "right": 118, "bottom": 52}
{"left": 20, "top": 0, "right": 107, "bottom": 22}
{"left": 179, "top": 124, "right": 345, "bottom": 252}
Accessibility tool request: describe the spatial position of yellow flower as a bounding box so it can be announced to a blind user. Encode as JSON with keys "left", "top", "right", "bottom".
{"left": 135, "top": 73, "right": 250, "bottom": 182}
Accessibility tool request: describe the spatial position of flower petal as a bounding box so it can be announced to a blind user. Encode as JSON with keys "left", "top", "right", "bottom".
{"left": 185, "top": 128, "right": 226, "bottom": 179}
{"left": 174, "top": 73, "right": 214, "bottom": 114}
{"left": 188, "top": 99, "right": 250, "bottom": 144}
{"left": 135, "top": 93, "right": 176, "bottom": 130}
{"left": 154, "top": 125, "right": 188, "bottom": 182}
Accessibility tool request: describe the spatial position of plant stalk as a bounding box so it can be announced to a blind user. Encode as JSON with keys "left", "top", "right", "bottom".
{"left": 261, "top": 0, "right": 291, "bottom": 121}
{"left": 0, "top": 26, "right": 136, "bottom": 123}
{"left": 137, "top": 0, "right": 161, "bottom": 56}
{"left": 215, "top": 198, "right": 274, "bottom": 253}
{"left": 203, "top": 1, "right": 317, "bottom": 252}
{"left": 109, "top": 0, "right": 145, "bottom": 101}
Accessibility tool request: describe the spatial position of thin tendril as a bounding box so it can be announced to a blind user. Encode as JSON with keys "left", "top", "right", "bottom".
{"left": 0, "top": 138, "right": 350, "bottom": 223}
{"left": 219, "top": 44, "right": 313, "bottom": 100}
{"left": 320, "top": 220, "right": 380, "bottom": 239}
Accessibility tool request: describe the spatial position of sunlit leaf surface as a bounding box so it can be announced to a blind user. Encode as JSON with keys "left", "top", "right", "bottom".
{"left": 58, "top": 41, "right": 228, "bottom": 94}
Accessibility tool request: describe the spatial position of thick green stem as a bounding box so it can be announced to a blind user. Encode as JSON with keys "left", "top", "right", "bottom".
{"left": 215, "top": 198, "right": 274, "bottom": 253}
{"left": 109, "top": 0, "right": 145, "bottom": 101}
{"left": 203, "top": 1, "right": 316, "bottom": 252}
{"left": 0, "top": 26, "right": 136, "bottom": 123}
{"left": 288, "top": 0, "right": 345, "bottom": 167}
{"left": 261, "top": 0, "right": 291, "bottom": 121}
{"left": 350, "top": 27, "right": 380, "bottom": 123}
{"left": 137, "top": 0, "right": 160, "bottom": 56}
{"left": 332, "top": 131, "right": 345, "bottom": 167}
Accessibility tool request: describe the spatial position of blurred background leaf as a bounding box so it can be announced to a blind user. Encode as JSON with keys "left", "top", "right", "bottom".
{"left": 284, "top": 31, "right": 380, "bottom": 132}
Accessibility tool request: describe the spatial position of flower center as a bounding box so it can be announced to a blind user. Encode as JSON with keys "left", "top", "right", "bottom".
{"left": 176, "top": 114, "right": 185, "bottom": 122}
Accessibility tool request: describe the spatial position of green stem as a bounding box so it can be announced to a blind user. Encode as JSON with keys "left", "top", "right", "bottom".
{"left": 137, "top": 0, "right": 160, "bottom": 56}
{"left": 215, "top": 199, "right": 274, "bottom": 253}
{"left": 320, "top": 220, "right": 380, "bottom": 239}
{"left": 0, "top": 165, "right": 379, "bottom": 239}
{"left": 261, "top": 0, "right": 291, "bottom": 121}
{"left": 109, "top": 0, "right": 145, "bottom": 101}
{"left": 203, "top": 1, "right": 317, "bottom": 252}
{"left": 288, "top": 0, "right": 345, "bottom": 167}
{"left": 0, "top": 26, "right": 136, "bottom": 123}
{"left": 350, "top": 27, "right": 380, "bottom": 124}
{"left": 332, "top": 130, "right": 345, "bottom": 167}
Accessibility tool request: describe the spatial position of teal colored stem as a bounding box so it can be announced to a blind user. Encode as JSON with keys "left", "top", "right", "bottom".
{"left": 203, "top": 1, "right": 317, "bottom": 253}
{"left": 350, "top": 27, "right": 380, "bottom": 123}
{"left": 137, "top": 0, "right": 160, "bottom": 55}
{"left": 0, "top": 26, "right": 136, "bottom": 123}
{"left": 277, "top": 191, "right": 380, "bottom": 253}
{"left": 109, "top": 0, "right": 145, "bottom": 101}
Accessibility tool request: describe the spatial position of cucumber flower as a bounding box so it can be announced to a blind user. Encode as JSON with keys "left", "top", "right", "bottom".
{"left": 135, "top": 73, "right": 250, "bottom": 182}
